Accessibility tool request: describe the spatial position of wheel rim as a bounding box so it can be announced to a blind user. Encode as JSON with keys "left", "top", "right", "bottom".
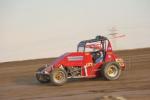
{"left": 54, "top": 71, "right": 65, "bottom": 83}
{"left": 107, "top": 65, "right": 118, "bottom": 77}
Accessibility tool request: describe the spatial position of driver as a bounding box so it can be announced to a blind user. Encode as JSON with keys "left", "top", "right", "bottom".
{"left": 95, "top": 51, "right": 103, "bottom": 63}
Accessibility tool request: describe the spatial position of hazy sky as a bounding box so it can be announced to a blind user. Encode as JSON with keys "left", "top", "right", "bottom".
{"left": 0, "top": 0, "right": 150, "bottom": 62}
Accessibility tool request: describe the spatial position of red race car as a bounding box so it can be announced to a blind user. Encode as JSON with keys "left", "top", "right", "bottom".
{"left": 36, "top": 36, "right": 125, "bottom": 85}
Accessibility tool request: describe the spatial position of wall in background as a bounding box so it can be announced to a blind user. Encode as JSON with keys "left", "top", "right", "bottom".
{"left": 0, "top": 0, "right": 150, "bottom": 62}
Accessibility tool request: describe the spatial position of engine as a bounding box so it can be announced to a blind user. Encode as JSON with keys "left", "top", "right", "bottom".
{"left": 66, "top": 67, "right": 81, "bottom": 77}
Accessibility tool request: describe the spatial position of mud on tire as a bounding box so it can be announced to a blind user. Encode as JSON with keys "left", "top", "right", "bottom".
{"left": 36, "top": 67, "right": 50, "bottom": 83}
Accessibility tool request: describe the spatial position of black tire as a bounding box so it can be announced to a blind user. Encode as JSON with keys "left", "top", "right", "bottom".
{"left": 50, "top": 68, "right": 68, "bottom": 86}
{"left": 36, "top": 67, "right": 50, "bottom": 83}
{"left": 101, "top": 62, "right": 121, "bottom": 80}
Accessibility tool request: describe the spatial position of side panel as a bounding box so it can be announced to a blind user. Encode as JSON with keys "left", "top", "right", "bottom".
{"left": 105, "top": 52, "right": 116, "bottom": 62}
{"left": 92, "top": 62, "right": 103, "bottom": 76}
{"left": 82, "top": 53, "right": 94, "bottom": 77}
{"left": 61, "top": 52, "right": 85, "bottom": 67}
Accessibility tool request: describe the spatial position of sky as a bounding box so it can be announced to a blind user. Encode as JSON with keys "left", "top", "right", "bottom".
{"left": 0, "top": 0, "right": 150, "bottom": 62}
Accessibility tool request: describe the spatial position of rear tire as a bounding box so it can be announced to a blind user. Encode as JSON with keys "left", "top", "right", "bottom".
{"left": 101, "top": 62, "right": 121, "bottom": 80}
{"left": 50, "top": 68, "right": 68, "bottom": 86}
{"left": 36, "top": 67, "right": 50, "bottom": 83}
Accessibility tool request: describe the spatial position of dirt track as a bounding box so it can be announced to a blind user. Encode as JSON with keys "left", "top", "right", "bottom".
{"left": 0, "top": 48, "right": 150, "bottom": 100}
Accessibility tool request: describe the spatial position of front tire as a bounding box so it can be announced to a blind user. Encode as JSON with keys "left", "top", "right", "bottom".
{"left": 36, "top": 67, "right": 50, "bottom": 83}
{"left": 50, "top": 68, "right": 68, "bottom": 86}
{"left": 101, "top": 62, "right": 121, "bottom": 80}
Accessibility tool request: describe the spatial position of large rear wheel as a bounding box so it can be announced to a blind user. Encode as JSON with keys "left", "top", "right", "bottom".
{"left": 50, "top": 68, "right": 68, "bottom": 86}
{"left": 101, "top": 62, "right": 121, "bottom": 80}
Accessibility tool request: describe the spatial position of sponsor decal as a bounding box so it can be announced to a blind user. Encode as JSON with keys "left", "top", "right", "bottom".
{"left": 86, "top": 63, "right": 93, "bottom": 67}
{"left": 107, "top": 52, "right": 112, "bottom": 54}
{"left": 68, "top": 56, "right": 83, "bottom": 61}
{"left": 85, "top": 53, "right": 90, "bottom": 55}
{"left": 108, "top": 47, "right": 112, "bottom": 51}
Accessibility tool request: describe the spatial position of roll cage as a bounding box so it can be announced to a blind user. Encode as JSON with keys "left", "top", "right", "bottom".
{"left": 77, "top": 35, "right": 109, "bottom": 52}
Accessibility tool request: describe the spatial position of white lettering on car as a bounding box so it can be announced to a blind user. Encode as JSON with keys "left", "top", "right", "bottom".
{"left": 68, "top": 56, "right": 83, "bottom": 61}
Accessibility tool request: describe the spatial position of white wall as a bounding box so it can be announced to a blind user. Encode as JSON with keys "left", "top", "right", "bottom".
{"left": 0, "top": 0, "right": 150, "bottom": 62}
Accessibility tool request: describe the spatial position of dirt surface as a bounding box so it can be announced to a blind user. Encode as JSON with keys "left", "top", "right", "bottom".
{"left": 0, "top": 48, "right": 150, "bottom": 100}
